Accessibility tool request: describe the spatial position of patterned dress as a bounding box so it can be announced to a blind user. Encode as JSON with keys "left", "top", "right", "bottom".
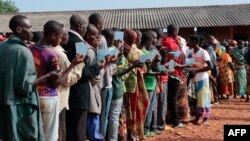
{"left": 232, "top": 48, "right": 247, "bottom": 96}
{"left": 247, "top": 66, "right": 250, "bottom": 96}
{"left": 123, "top": 44, "right": 149, "bottom": 140}
{"left": 192, "top": 48, "right": 211, "bottom": 118}
{"left": 218, "top": 53, "right": 234, "bottom": 96}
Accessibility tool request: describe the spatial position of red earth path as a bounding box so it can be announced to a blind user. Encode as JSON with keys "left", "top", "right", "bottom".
{"left": 145, "top": 98, "right": 250, "bottom": 141}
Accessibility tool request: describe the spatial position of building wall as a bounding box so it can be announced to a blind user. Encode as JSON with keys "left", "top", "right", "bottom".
{"left": 212, "top": 26, "right": 250, "bottom": 42}
{"left": 178, "top": 26, "right": 250, "bottom": 42}
{"left": 212, "top": 27, "right": 231, "bottom": 42}
{"left": 179, "top": 28, "right": 194, "bottom": 40}
{"left": 232, "top": 26, "right": 250, "bottom": 41}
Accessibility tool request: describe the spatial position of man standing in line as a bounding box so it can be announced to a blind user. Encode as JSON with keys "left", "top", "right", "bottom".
{"left": 62, "top": 14, "right": 102, "bottom": 141}
{"left": 161, "top": 24, "right": 187, "bottom": 128}
{"left": 0, "top": 15, "right": 59, "bottom": 141}
{"left": 89, "top": 13, "right": 114, "bottom": 138}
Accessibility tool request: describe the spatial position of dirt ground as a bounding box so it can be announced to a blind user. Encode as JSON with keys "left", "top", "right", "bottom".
{"left": 145, "top": 97, "right": 250, "bottom": 141}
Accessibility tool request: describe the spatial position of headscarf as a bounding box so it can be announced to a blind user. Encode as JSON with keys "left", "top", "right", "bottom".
{"left": 230, "top": 40, "right": 237, "bottom": 47}
{"left": 124, "top": 29, "right": 137, "bottom": 46}
{"left": 123, "top": 29, "right": 142, "bottom": 62}
{"left": 221, "top": 53, "right": 232, "bottom": 63}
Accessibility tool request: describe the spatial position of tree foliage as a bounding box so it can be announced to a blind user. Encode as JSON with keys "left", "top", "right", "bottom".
{"left": 0, "top": 0, "right": 19, "bottom": 13}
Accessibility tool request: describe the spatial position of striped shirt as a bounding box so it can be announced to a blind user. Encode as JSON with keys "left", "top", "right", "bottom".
{"left": 29, "top": 44, "right": 60, "bottom": 97}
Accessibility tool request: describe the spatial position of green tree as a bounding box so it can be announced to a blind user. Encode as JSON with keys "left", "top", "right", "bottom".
{"left": 0, "top": 0, "right": 19, "bottom": 13}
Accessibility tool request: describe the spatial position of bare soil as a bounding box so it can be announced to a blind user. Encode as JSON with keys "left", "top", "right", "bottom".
{"left": 145, "top": 98, "right": 250, "bottom": 141}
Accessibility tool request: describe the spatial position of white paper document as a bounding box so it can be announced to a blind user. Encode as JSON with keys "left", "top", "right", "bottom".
{"left": 108, "top": 47, "right": 119, "bottom": 57}
{"left": 186, "top": 49, "right": 194, "bottom": 58}
{"left": 174, "top": 50, "right": 182, "bottom": 58}
{"left": 97, "top": 49, "right": 108, "bottom": 61}
{"left": 186, "top": 58, "right": 195, "bottom": 65}
{"left": 75, "top": 42, "right": 89, "bottom": 56}
{"left": 168, "top": 59, "right": 175, "bottom": 70}
{"left": 114, "top": 31, "right": 124, "bottom": 41}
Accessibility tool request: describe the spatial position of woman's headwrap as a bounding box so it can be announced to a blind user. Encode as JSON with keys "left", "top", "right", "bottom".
{"left": 229, "top": 40, "right": 237, "bottom": 47}
{"left": 124, "top": 29, "right": 137, "bottom": 46}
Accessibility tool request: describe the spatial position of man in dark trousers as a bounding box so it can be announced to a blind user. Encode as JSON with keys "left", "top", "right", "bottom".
{"left": 62, "top": 14, "right": 102, "bottom": 141}
{"left": 161, "top": 24, "right": 188, "bottom": 128}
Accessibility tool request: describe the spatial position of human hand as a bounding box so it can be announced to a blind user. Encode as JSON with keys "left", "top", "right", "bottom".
{"left": 153, "top": 55, "right": 161, "bottom": 63}
{"left": 105, "top": 55, "right": 111, "bottom": 63}
{"left": 160, "top": 70, "right": 168, "bottom": 75}
{"left": 97, "top": 61, "right": 105, "bottom": 68}
{"left": 133, "top": 60, "right": 144, "bottom": 68}
{"left": 110, "top": 55, "right": 117, "bottom": 63}
{"left": 145, "top": 59, "right": 152, "bottom": 65}
{"left": 186, "top": 64, "right": 193, "bottom": 68}
{"left": 72, "top": 54, "right": 85, "bottom": 66}
{"left": 167, "top": 69, "right": 175, "bottom": 73}
{"left": 190, "top": 70, "right": 197, "bottom": 77}
{"left": 48, "top": 70, "right": 61, "bottom": 80}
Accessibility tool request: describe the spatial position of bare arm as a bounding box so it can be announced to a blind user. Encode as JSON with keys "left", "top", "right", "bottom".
{"left": 33, "top": 70, "right": 61, "bottom": 86}
{"left": 33, "top": 73, "right": 50, "bottom": 86}
{"left": 116, "top": 61, "right": 144, "bottom": 76}
{"left": 195, "top": 61, "right": 212, "bottom": 73}
{"left": 175, "top": 63, "right": 191, "bottom": 69}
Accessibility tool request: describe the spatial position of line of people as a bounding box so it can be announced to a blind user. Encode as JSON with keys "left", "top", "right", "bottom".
{"left": 1, "top": 13, "right": 249, "bottom": 141}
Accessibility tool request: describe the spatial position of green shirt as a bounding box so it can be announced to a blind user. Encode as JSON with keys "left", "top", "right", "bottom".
{"left": 141, "top": 48, "right": 157, "bottom": 90}
{"left": 112, "top": 55, "right": 126, "bottom": 100}
{"left": 0, "top": 35, "right": 38, "bottom": 106}
{"left": 0, "top": 35, "right": 45, "bottom": 141}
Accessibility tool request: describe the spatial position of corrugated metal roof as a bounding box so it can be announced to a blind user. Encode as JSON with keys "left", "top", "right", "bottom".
{"left": 0, "top": 4, "right": 249, "bottom": 32}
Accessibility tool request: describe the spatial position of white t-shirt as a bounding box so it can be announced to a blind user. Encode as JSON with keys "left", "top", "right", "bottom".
{"left": 192, "top": 48, "right": 211, "bottom": 82}
{"left": 99, "top": 35, "right": 113, "bottom": 88}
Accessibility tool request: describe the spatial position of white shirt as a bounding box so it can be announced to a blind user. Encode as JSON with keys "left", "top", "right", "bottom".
{"left": 51, "top": 45, "right": 84, "bottom": 111}
{"left": 68, "top": 30, "right": 84, "bottom": 41}
{"left": 99, "top": 35, "right": 113, "bottom": 88}
{"left": 193, "top": 48, "right": 211, "bottom": 82}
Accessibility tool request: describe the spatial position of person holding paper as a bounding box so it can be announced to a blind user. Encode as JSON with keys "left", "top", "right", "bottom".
{"left": 89, "top": 13, "right": 114, "bottom": 138}
{"left": 123, "top": 29, "right": 149, "bottom": 141}
{"left": 102, "top": 28, "right": 120, "bottom": 58}
{"left": 29, "top": 20, "right": 84, "bottom": 141}
{"left": 108, "top": 38, "right": 144, "bottom": 141}
{"left": 83, "top": 24, "right": 105, "bottom": 141}
{"left": 201, "top": 38, "right": 220, "bottom": 103}
{"left": 153, "top": 28, "right": 164, "bottom": 50}
{"left": 50, "top": 27, "right": 85, "bottom": 141}
{"left": 61, "top": 14, "right": 91, "bottom": 141}
{"left": 101, "top": 28, "right": 125, "bottom": 141}
{"left": 188, "top": 35, "right": 212, "bottom": 125}
{"left": 139, "top": 32, "right": 166, "bottom": 137}
{"left": 161, "top": 24, "right": 188, "bottom": 128}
